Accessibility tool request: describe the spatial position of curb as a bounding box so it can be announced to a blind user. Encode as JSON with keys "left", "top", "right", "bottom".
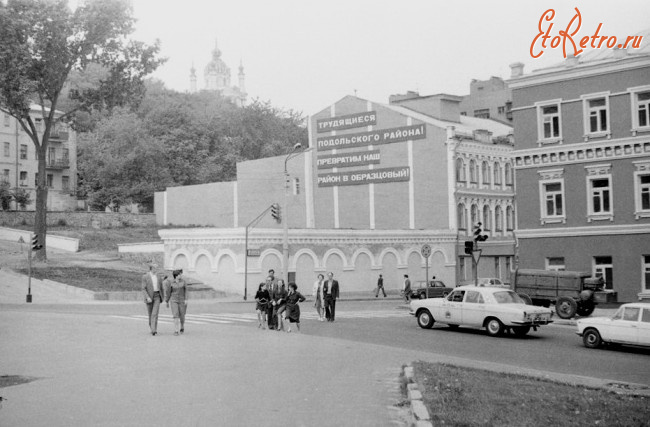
{"left": 403, "top": 365, "right": 433, "bottom": 427}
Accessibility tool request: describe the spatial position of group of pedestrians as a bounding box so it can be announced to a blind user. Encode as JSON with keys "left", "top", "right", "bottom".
{"left": 255, "top": 269, "right": 306, "bottom": 332}
{"left": 312, "top": 272, "right": 340, "bottom": 322}
{"left": 142, "top": 262, "right": 188, "bottom": 336}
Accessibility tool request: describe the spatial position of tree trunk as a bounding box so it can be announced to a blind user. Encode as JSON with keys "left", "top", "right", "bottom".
{"left": 33, "top": 146, "right": 48, "bottom": 262}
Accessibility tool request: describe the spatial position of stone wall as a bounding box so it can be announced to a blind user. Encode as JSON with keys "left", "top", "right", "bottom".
{"left": 0, "top": 211, "right": 156, "bottom": 229}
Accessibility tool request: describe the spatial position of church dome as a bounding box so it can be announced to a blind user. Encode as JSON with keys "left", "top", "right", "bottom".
{"left": 204, "top": 45, "right": 230, "bottom": 75}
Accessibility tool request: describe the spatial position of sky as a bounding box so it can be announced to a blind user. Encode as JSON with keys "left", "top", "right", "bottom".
{"left": 127, "top": 0, "right": 650, "bottom": 116}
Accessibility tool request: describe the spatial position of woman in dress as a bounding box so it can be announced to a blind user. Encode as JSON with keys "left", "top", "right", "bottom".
{"left": 164, "top": 269, "right": 187, "bottom": 335}
{"left": 254, "top": 282, "right": 270, "bottom": 329}
{"left": 312, "top": 273, "right": 325, "bottom": 322}
{"left": 283, "top": 282, "right": 306, "bottom": 332}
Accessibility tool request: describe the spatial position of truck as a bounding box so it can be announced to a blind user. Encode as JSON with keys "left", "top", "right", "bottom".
{"left": 510, "top": 269, "right": 605, "bottom": 319}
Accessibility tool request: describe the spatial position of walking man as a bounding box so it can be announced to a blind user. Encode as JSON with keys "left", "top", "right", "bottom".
{"left": 142, "top": 262, "right": 164, "bottom": 336}
{"left": 375, "top": 274, "right": 386, "bottom": 298}
{"left": 402, "top": 274, "right": 411, "bottom": 303}
{"left": 323, "top": 272, "right": 339, "bottom": 322}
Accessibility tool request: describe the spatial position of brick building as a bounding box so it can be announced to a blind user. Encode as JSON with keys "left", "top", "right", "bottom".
{"left": 509, "top": 38, "right": 650, "bottom": 302}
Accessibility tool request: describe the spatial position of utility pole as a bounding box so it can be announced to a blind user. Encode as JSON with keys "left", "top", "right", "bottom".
{"left": 282, "top": 143, "right": 305, "bottom": 285}
{"left": 244, "top": 204, "right": 276, "bottom": 300}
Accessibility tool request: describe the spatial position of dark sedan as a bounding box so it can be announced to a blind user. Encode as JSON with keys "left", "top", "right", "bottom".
{"left": 412, "top": 280, "right": 454, "bottom": 299}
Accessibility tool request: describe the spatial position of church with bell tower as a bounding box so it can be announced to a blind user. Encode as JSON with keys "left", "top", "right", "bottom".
{"left": 190, "top": 39, "right": 247, "bottom": 107}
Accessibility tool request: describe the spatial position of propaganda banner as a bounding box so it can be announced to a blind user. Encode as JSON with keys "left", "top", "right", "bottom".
{"left": 317, "top": 166, "right": 410, "bottom": 187}
{"left": 316, "top": 123, "right": 425, "bottom": 151}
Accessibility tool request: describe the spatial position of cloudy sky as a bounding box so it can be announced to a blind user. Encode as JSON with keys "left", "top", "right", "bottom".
{"left": 129, "top": 0, "right": 650, "bottom": 115}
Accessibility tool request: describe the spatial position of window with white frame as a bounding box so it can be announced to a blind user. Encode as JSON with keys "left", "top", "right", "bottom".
{"left": 546, "top": 257, "right": 565, "bottom": 271}
{"left": 642, "top": 255, "right": 650, "bottom": 292}
{"left": 586, "top": 165, "right": 613, "bottom": 221}
{"left": 539, "top": 176, "right": 565, "bottom": 224}
{"left": 3, "top": 142, "right": 9, "bottom": 157}
{"left": 493, "top": 162, "right": 502, "bottom": 185}
{"left": 19, "top": 171, "right": 27, "bottom": 185}
{"left": 593, "top": 256, "right": 613, "bottom": 290}
{"left": 582, "top": 93, "right": 610, "bottom": 137}
{"left": 46, "top": 174, "right": 53, "bottom": 188}
{"left": 629, "top": 85, "right": 650, "bottom": 133}
{"left": 62, "top": 176, "right": 69, "bottom": 191}
{"left": 20, "top": 144, "right": 27, "bottom": 159}
{"left": 537, "top": 100, "right": 562, "bottom": 142}
{"left": 634, "top": 161, "right": 650, "bottom": 218}
{"left": 4, "top": 113, "right": 10, "bottom": 127}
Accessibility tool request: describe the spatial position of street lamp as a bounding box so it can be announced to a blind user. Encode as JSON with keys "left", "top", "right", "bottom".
{"left": 283, "top": 142, "right": 303, "bottom": 285}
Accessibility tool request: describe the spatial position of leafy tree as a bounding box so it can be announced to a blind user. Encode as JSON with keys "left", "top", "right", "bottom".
{"left": 0, "top": 0, "right": 164, "bottom": 260}
{"left": 12, "top": 188, "right": 32, "bottom": 210}
{"left": 0, "top": 181, "right": 12, "bottom": 210}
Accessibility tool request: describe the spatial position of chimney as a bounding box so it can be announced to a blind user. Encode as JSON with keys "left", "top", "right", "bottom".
{"left": 565, "top": 54, "right": 579, "bottom": 67}
{"left": 509, "top": 62, "right": 524, "bottom": 78}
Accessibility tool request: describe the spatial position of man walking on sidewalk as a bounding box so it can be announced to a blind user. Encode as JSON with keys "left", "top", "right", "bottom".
{"left": 142, "top": 262, "right": 164, "bottom": 336}
{"left": 375, "top": 274, "right": 386, "bottom": 298}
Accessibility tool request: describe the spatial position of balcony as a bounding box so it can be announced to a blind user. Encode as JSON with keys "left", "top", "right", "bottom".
{"left": 46, "top": 158, "right": 70, "bottom": 170}
{"left": 49, "top": 128, "right": 69, "bottom": 141}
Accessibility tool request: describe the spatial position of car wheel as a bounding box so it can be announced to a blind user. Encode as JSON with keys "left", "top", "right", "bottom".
{"left": 555, "top": 297, "right": 578, "bottom": 319}
{"left": 583, "top": 328, "right": 602, "bottom": 349}
{"left": 419, "top": 293, "right": 426, "bottom": 300}
{"left": 485, "top": 318, "right": 504, "bottom": 337}
{"left": 577, "top": 301, "right": 595, "bottom": 317}
{"left": 417, "top": 310, "right": 435, "bottom": 329}
{"left": 512, "top": 326, "right": 531, "bottom": 337}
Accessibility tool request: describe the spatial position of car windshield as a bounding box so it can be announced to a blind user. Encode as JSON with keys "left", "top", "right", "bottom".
{"left": 492, "top": 291, "right": 525, "bottom": 304}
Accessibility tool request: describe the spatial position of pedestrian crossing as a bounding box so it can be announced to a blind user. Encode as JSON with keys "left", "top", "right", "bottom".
{"left": 111, "top": 310, "right": 408, "bottom": 326}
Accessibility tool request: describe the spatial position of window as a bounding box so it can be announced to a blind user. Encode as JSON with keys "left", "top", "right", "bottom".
{"left": 19, "top": 171, "right": 27, "bottom": 186}
{"left": 539, "top": 175, "right": 565, "bottom": 224}
{"left": 3, "top": 142, "right": 9, "bottom": 157}
{"left": 2, "top": 169, "right": 9, "bottom": 181}
{"left": 46, "top": 174, "right": 53, "bottom": 188}
{"left": 630, "top": 85, "right": 650, "bottom": 133}
{"left": 474, "top": 109, "right": 490, "bottom": 119}
{"left": 495, "top": 206, "right": 503, "bottom": 232}
{"left": 62, "top": 176, "right": 69, "bottom": 191}
{"left": 456, "top": 158, "right": 466, "bottom": 182}
{"left": 493, "top": 162, "right": 502, "bottom": 185}
{"left": 593, "top": 256, "right": 613, "bottom": 290}
{"left": 465, "top": 291, "right": 484, "bottom": 304}
{"left": 3, "top": 113, "right": 9, "bottom": 127}
{"left": 20, "top": 144, "right": 27, "bottom": 159}
{"left": 470, "top": 204, "right": 479, "bottom": 227}
{"left": 481, "top": 161, "right": 490, "bottom": 185}
{"left": 506, "top": 206, "right": 514, "bottom": 231}
{"left": 634, "top": 161, "right": 650, "bottom": 219}
{"left": 582, "top": 93, "right": 610, "bottom": 137}
{"left": 642, "top": 308, "right": 650, "bottom": 323}
{"left": 48, "top": 147, "right": 56, "bottom": 165}
{"left": 35, "top": 118, "right": 43, "bottom": 132}
{"left": 469, "top": 159, "right": 478, "bottom": 183}
{"left": 498, "top": 106, "right": 506, "bottom": 115}
{"left": 34, "top": 173, "right": 38, "bottom": 187}
{"left": 536, "top": 100, "right": 562, "bottom": 142}
{"left": 642, "top": 255, "right": 650, "bottom": 292}
{"left": 482, "top": 205, "right": 491, "bottom": 231}
{"left": 494, "top": 257, "right": 500, "bottom": 278}
{"left": 505, "top": 163, "right": 513, "bottom": 186}
{"left": 457, "top": 203, "right": 466, "bottom": 231}
{"left": 622, "top": 307, "right": 640, "bottom": 322}
{"left": 586, "top": 165, "right": 613, "bottom": 221}
{"left": 292, "top": 178, "right": 300, "bottom": 195}
{"left": 546, "top": 257, "right": 566, "bottom": 271}
{"left": 62, "top": 148, "right": 69, "bottom": 161}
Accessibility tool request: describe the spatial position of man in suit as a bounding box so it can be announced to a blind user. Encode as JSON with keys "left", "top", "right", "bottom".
{"left": 266, "top": 269, "right": 278, "bottom": 329}
{"left": 376, "top": 274, "right": 386, "bottom": 298}
{"left": 403, "top": 274, "right": 412, "bottom": 303}
{"left": 142, "top": 262, "right": 164, "bottom": 336}
{"left": 323, "top": 272, "right": 339, "bottom": 322}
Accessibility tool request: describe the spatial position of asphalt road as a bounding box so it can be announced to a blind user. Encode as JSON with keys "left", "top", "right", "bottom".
{"left": 4, "top": 298, "right": 649, "bottom": 387}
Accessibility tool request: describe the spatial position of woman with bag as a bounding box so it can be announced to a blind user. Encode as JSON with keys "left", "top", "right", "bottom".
{"left": 283, "top": 282, "right": 306, "bottom": 332}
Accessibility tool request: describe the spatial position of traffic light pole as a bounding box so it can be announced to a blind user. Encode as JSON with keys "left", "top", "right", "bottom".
{"left": 27, "top": 242, "right": 32, "bottom": 303}
{"left": 244, "top": 205, "right": 274, "bottom": 301}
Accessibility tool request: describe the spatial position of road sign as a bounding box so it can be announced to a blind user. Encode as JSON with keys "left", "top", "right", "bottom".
{"left": 18, "top": 236, "right": 25, "bottom": 244}
{"left": 471, "top": 249, "right": 482, "bottom": 265}
{"left": 246, "top": 248, "right": 261, "bottom": 257}
{"left": 421, "top": 244, "right": 431, "bottom": 258}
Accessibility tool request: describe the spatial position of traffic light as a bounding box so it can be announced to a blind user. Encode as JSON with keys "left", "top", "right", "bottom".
{"left": 464, "top": 240, "right": 474, "bottom": 255}
{"left": 270, "top": 203, "right": 281, "bottom": 223}
{"left": 473, "top": 222, "right": 488, "bottom": 242}
{"left": 32, "top": 234, "right": 42, "bottom": 251}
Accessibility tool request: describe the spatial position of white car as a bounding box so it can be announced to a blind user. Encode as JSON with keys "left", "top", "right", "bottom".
{"left": 576, "top": 303, "right": 650, "bottom": 349}
{"left": 409, "top": 286, "right": 553, "bottom": 337}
